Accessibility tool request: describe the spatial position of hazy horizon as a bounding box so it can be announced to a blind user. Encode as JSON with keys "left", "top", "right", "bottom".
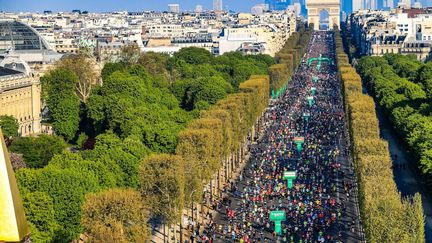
{"left": 0, "top": 0, "right": 264, "bottom": 13}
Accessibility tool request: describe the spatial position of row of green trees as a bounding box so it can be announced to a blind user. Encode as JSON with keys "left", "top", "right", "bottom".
{"left": 77, "top": 74, "right": 271, "bottom": 242}
{"left": 356, "top": 54, "right": 432, "bottom": 181}
{"left": 269, "top": 24, "right": 312, "bottom": 95}
{"left": 38, "top": 46, "right": 273, "bottom": 146}
{"left": 335, "top": 29, "right": 425, "bottom": 242}
{"left": 13, "top": 47, "right": 274, "bottom": 242}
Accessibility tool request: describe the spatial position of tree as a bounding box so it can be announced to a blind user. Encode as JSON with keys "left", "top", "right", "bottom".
{"left": 101, "top": 62, "right": 126, "bottom": 81}
{"left": 340, "top": 43, "right": 425, "bottom": 242}
{"left": 175, "top": 76, "right": 233, "bottom": 110}
{"left": 56, "top": 53, "right": 99, "bottom": 103}
{"left": 139, "top": 154, "right": 185, "bottom": 224}
{"left": 9, "top": 135, "right": 66, "bottom": 168}
{"left": 120, "top": 42, "right": 141, "bottom": 65}
{"left": 81, "top": 132, "right": 149, "bottom": 188}
{"left": 22, "top": 191, "right": 58, "bottom": 243}
{"left": 41, "top": 69, "right": 81, "bottom": 141}
{"left": 16, "top": 165, "right": 100, "bottom": 242}
{"left": 86, "top": 69, "right": 192, "bottom": 152}
{"left": 0, "top": 115, "right": 18, "bottom": 139}
{"left": 81, "top": 188, "right": 150, "bottom": 243}
{"left": 173, "top": 47, "right": 213, "bottom": 65}
{"left": 138, "top": 52, "right": 170, "bottom": 79}
{"left": 49, "top": 151, "right": 119, "bottom": 189}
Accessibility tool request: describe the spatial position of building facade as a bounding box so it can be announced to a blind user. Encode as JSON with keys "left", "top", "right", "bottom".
{"left": 350, "top": 8, "right": 432, "bottom": 61}
{"left": 0, "top": 66, "right": 41, "bottom": 136}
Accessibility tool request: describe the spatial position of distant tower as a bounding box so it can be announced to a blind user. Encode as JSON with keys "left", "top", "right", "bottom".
{"left": 368, "top": 0, "right": 378, "bottom": 9}
{"left": 168, "top": 4, "right": 180, "bottom": 13}
{"left": 413, "top": 0, "right": 422, "bottom": 8}
{"left": 251, "top": 4, "right": 266, "bottom": 15}
{"left": 398, "top": 0, "right": 411, "bottom": 8}
{"left": 0, "top": 128, "right": 30, "bottom": 242}
{"left": 265, "top": 0, "right": 290, "bottom": 11}
{"left": 352, "top": 0, "right": 363, "bottom": 12}
{"left": 386, "top": 0, "right": 395, "bottom": 8}
{"left": 213, "top": 0, "right": 223, "bottom": 12}
{"left": 195, "top": 5, "right": 203, "bottom": 14}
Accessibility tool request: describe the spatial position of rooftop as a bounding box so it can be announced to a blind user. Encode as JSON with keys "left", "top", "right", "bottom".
{"left": 0, "top": 66, "right": 22, "bottom": 77}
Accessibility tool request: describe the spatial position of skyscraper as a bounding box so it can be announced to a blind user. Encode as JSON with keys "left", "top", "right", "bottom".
{"left": 397, "top": 0, "right": 411, "bottom": 7}
{"left": 342, "top": 0, "right": 353, "bottom": 15}
{"left": 352, "top": 0, "right": 364, "bottom": 12}
{"left": 168, "top": 4, "right": 180, "bottom": 13}
{"left": 386, "top": 0, "right": 395, "bottom": 8}
{"left": 265, "top": 0, "right": 290, "bottom": 11}
{"left": 367, "top": 0, "right": 378, "bottom": 9}
{"left": 213, "top": 0, "right": 223, "bottom": 11}
{"left": 195, "top": 5, "right": 203, "bottom": 14}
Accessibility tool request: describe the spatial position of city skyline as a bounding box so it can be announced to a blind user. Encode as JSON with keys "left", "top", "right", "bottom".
{"left": 1, "top": 0, "right": 431, "bottom": 14}
{"left": 0, "top": 0, "right": 263, "bottom": 13}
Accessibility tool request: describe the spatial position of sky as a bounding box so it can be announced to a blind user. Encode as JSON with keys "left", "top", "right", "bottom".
{"left": 0, "top": 0, "right": 264, "bottom": 13}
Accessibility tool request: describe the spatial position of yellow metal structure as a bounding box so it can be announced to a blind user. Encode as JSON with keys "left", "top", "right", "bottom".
{"left": 0, "top": 129, "right": 30, "bottom": 242}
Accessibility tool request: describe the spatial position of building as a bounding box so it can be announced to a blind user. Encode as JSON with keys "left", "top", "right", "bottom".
{"left": 168, "top": 4, "right": 180, "bottom": 14}
{"left": 251, "top": 4, "right": 267, "bottom": 16}
{"left": 0, "top": 19, "right": 57, "bottom": 136}
{"left": 288, "top": 3, "right": 302, "bottom": 16}
{"left": 0, "top": 65, "right": 41, "bottom": 136}
{"left": 398, "top": 0, "right": 411, "bottom": 8}
{"left": 213, "top": 0, "right": 223, "bottom": 12}
{"left": 350, "top": 9, "right": 432, "bottom": 61}
{"left": 265, "top": 0, "right": 290, "bottom": 11}
{"left": 0, "top": 20, "right": 61, "bottom": 74}
{"left": 195, "top": 5, "right": 203, "bottom": 14}
{"left": 352, "top": 0, "right": 363, "bottom": 12}
{"left": 386, "top": 0, "right": 395, "bottom": 9}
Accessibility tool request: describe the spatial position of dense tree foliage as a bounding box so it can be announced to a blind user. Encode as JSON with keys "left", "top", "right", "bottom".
{"left": 56, "top": 53, "right": 99, "bottom": 103}
{"left": 81, "top": 188, "right": 150, "bottom": 243}
{"left": 41, "top": 69, "right": 81, "bottom": 141}
{"left": 270, "top": 24, "right": 312, "bottom": 95}
{"left": 176, "top": 75, "right": 270, "bottom": 207}
{"left": 0, "top": 115, "right": 19, "bottom": 139}
{"left": 357, "top": 53, "right": 432, "bottom": 178}
{"left": 139, "top": 154, "right": 185, "bottom": 224}
{"left": 22, "top": 191, "right": 58, "bottom": 243}
{"left": 9, "top": 135, "right": 66, "bottom": 168}
{"left": 86, "top": 66, "right": 193, "bottom": 153}
{"left": 81, "top": 132, "right": 150, "bottom": 188}
{"left": 335, "top": 29, "right": 425, "bottom": 242}
{"left": 17, "top": 46, "right": 274, "bottom": 242}
{"left": 16, "top": 159, "right": 100, "bottom": 241}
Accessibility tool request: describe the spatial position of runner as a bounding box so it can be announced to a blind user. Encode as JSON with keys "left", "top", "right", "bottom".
{"left": 199, "top": 31, "right": 355, "bottom": 243}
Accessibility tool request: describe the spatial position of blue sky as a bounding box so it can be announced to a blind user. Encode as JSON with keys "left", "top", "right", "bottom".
{"left": 0, "top": 0, "right": 264, "bottom": 12}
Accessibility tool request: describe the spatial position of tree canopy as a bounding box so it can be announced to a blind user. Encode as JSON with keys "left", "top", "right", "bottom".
{"left": 0, "top": 115, "right": 19, "bottom": 139}
{"left": 336, "top": 29, "right": 425, "bottom": 242}
{"left": 41, "top": 69, "right": 81, "bottom": 141}
{"left": 17, "top": 46, "right": 274, "bottom": 242}
{"left": 9, "top": 135, "right": 66, "bottom": 168}
{"left": 81, "top": 188, "right": 151, "bottom": 243}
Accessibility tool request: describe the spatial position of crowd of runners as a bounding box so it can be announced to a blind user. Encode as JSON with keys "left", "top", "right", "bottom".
{"left": 192, "top": 31, "right": 361, "bottom": 243}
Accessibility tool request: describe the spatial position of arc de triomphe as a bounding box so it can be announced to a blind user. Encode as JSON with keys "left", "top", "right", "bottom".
{"left": 306, "top": 0, "right": 340, "bottom": 30}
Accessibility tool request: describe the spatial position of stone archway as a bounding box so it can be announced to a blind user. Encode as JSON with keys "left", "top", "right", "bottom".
{"left": 306, "top": 0, "right": 340, "bottom": 30}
